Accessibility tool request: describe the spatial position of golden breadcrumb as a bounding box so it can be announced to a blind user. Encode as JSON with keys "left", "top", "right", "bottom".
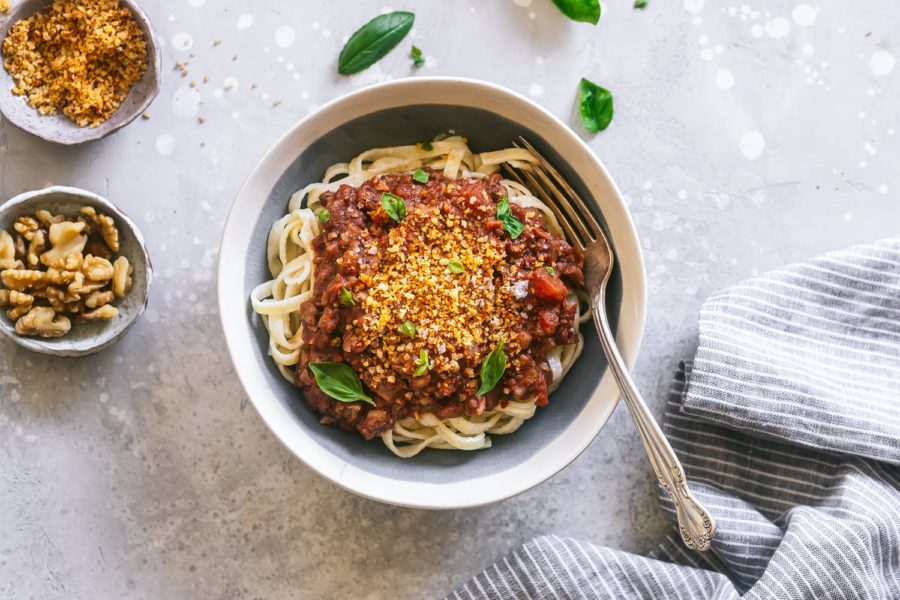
{"left": 2, "top": 0, "right": 149, "bottom": 127}
{"left": 0, "top": 1, "right": 10, "bottom": 14}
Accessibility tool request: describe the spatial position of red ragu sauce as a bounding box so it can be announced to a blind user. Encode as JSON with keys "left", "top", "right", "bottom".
{"left": 297, "top": 170, "right": 585, "bottom": 440}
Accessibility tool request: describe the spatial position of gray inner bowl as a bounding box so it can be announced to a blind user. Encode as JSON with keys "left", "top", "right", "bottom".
{"left": 243, "top": 105, "right": 622, "bottom": 483}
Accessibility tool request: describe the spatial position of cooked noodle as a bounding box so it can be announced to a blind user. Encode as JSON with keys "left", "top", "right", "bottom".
{"left": 250, "top": 137, "right": 589, "bottom": 458}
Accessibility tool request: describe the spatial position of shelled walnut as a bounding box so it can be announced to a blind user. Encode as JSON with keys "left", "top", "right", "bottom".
{"left": 0, "top": 205, "right": 134, "bottom": 338}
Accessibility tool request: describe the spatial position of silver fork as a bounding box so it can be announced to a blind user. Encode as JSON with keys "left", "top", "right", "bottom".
{"left": 504, "top": 137, "right": 716, "bottom": 552}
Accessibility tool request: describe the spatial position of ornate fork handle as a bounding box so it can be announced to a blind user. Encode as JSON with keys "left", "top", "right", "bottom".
{"left": 591, "top": 289, "right": 716, "bottom": 551}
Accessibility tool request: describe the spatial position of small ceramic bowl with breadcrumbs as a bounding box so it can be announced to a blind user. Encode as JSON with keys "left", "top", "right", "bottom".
{"left": 0, "top": 186, "right": 152, "bottom": 357}
{"left": 0, "top": 0, "right": 161, "bottom": 145}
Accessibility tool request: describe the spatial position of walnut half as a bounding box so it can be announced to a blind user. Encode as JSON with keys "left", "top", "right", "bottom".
{"left": 15, "top": 306, "right": 71, "bottom": 338}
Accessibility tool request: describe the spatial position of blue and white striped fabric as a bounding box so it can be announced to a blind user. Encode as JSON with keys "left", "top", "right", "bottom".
{"left": 449, "top": 237, "right": 900, "bottom": 599}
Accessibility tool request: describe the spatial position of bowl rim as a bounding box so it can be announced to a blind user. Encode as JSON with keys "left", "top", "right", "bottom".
{"left": 0, "top": 0, "right": 162, "bottom": 145}
{"left": 0, "top": 185, "right": 153, "bottom": 356}
{"left": 217, "top": 76, "right": 647, "bottom": 509}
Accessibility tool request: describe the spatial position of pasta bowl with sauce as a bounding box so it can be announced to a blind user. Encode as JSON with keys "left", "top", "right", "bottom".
{"left": 218, "top": 77, "right": 646, "bottom": 509}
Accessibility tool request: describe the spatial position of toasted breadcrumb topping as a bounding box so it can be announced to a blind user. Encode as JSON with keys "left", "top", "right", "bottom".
{"left": 2, "top": 0, "right": 149, "bottom": 127}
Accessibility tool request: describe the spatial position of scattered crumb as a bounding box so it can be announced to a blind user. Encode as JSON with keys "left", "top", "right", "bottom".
{"left": 273, "top": 99, "right": 282, "bottom": 107}
{"left": 141, "top": 111, "right": 150, "bottom": 120}
{"left": 202, "top": 75, "right": 209, "bottom": 84}
{"left": 0, "top": 0, "right": 10, "bottom": 13}
{"left": 251, "top": 84, "right": 257, "bottom": 90}
{"left": 213, "top": 38, "right": 221, "bottom": 46}
{"left": 232, "top": 54, "right": 238, "bottom": 61}
{"left": 198, "top": 116, "right": 205, "bottom": 124}
{"left": 190, "top": 80, "right": 197, "bottom": 88}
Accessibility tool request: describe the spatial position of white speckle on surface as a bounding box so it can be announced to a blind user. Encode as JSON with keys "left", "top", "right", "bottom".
{"left": 512, "top": 0, "right": 532, "bottom": 6}
{"left": 232, "top": 111, "right": 240, "bottom": 119}
{"left": 171, "top": 32, "right": 194, "bottom": 51}
{"left": 859, "top": 160, "right": 867, "bottom": 168}
{"left": 99, "top": 392, "right": 110, "bottom": 403}
{"left": 144, "top": 211, "right": 156, "bottom": 223}
{"left": 171, "top": 86, "right": 201, "bottom": 118}
{"left": 878, "top": 183, "right": 888, "bottom": 194}
{"left": 764, "top": 17, "right": 791, "bottom": 39}
{"left": 188, "top": 0, "right": 205, "bottom": 6}
{"left": 715, "top": 69, "right": 735, "bottom": 89}
{"left": 684, "top": 0, "right": 704, "bottom": 15}
{"left": 792, "top": 4, "right": 818, "bottom": 26}
{"left": 692, "top": 16, "right": 703, "bottom": 25}
{"left": 237, "top": 14, "right": 254, "bottom": 30}
{"left": 714, "top": 44, "right": 724, "bottom": 55}
{"left": 677, "top": 190, "right": 688, "bottom": 200}
{"left": 643, "top": 181, "right": 653, "bottom": 190}
{"left": 844, "top": 212, "right": 853, "bottom": 222}
{"left": 536, "top": 56, "right": 544, "bottom": 65}
{"left": 858, "top": 111, "right": 866, "bottom": 119}
{"left": 224, "top": 76, "right": 239, "bottom": 91}
{"left": 751, "top": 24, "right": 764, "bottom": 37}
{"left": 528, "top": 11, "right": 536, "bottom": 19}
{"left": 739, "top": 130, "right": 765, "bottom": 160}
{"left": 701, "top": 48, "right": 714, "bottom": 61}
{"left": 213, "top": 88, "right": 224, "bottom": 98}
{"left": 323, "top": 29, "right": 332, "bottom": 38}
{"left": 275, "top": 25, "right": 296, "bottom": 48}
{"left": 529, "top": 83, "right": 543, "bottom": 97}
{"left": 870, "top": 50, "right": 895, "bottom": 76}
{"left": 155, "top": 134, "right": 175, "bottom": 156}
{"left": 698, "top": 34, "right": 709, "bottom": 45}
{"left": 168, "top": 15, "right": 176, "bottom": 23}
{"left": 802, "top": 44, "right": 815, "bottom": 56}
{"left": 301, "top": 91, "right": 310, "bottom": 100}
{"left": 864, "top": 143, "right": 877, "bottom": 155}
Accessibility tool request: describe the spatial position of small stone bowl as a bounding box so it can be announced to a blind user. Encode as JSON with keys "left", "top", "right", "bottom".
{"left": 0, "top": 0, "right": 161, "bottom": 145}
{"left": 0, "top": 186, "right": 152, "bottom": 357}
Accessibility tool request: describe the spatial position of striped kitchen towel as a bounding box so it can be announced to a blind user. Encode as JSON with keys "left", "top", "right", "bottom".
{"left": 448, "top": 237, "right": 900, "bottom": 599}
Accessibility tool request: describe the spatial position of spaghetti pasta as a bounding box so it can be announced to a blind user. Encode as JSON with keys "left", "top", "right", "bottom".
{"left": 251, "top": 137, "right": 588, "bottom": 458}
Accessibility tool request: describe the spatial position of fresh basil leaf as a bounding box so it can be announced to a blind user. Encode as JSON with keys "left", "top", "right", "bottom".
{"left": 578, "top": 77, "right": 614, "bottom": 133}
{"left": 477, "top": 341, "right": 506, "bottom": 396}
{"left": 497, "top": 196, "right": 525, "bottom": 240}
{"left": 401, "top": 321, "right": 416, "bottom": 338}
{"left": 309, "top": 362, "right": 374, "bottom": 405}
{"left": 550, "top": 0, "right": 601, "bottom": 24}
{"left": 318, "top": 209, "right": 331, "bottom": 223}
{"left": 634, "top": 0, "right": 648, "bottom": 8}
{"left": 448, "top": 260, "right": 465, "bottom": 274}
{"left": 338, "top": 11, "right": 415, "bottom": 75}
{"left": 413, "top": 169, "right": 429, "bottom": 184}
{"left": 420, "top": 141, "right": 433, "bottom": 152}
{"left": 410, "top": 45, "right": 425, "bottom": 68}
{"left": 381, "top": 192, "right": 407, "bottom": 222}
{"left": 546, "top": 266, "right": 556, "bottom": 275}
{"left": 340, "top": 287, "right": 355, "bottom": 306}
{"left": 413, "top": 349, "right": 429, "bottom": 376}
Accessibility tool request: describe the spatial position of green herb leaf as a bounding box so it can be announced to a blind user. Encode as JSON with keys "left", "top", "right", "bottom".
{"left": 578, "top": 77, "right": 614, "bottom": 133}
{"left": 309, "top": 362, "right": 374, "bottom": 405}
{"left": 401, "top": 321, "right": 416, "bottom": 338}
{"left": 420, "top": 141, "right": 433, "bottom": 152}
{"left": 412, "top": 169, "right": 429, "bottom": 184}
{"left": 337, "top": 11, "right": 415, "bottom": 75}
{"left": 497, "top": 197, "right": 525, "bottom": 239}
{"left": 634, "top": 0, "right": 648, "bottom": 8}
{"left": 410, "top": 45, "right": 425, "bottom": 68}
{"left": 545, "top": 266, "right": 556, "bottom": 275}
{"left": 340, "top": 287, "right": 355, "bottom": 306}
{"left": 448, "top": 260, "right": 465, "bottom": 274}
{"left": 381, "top": 192, "right": 407, "bottom": 222}
{"left": 318, "top": 209, "right": 331, "bottom": 223}
{"left": 413, "top": 349, "right": 429, "bottom": 377}
{"left": 550, "top": 0, "right": 601, "bottom": 24}
{"left": 477, "top": 341, "right": 507, "bottom": 396}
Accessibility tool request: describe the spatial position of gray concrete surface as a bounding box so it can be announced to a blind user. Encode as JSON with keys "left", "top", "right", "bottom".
{"left": 1, "top": 0, "right": 898, "bottom": 598}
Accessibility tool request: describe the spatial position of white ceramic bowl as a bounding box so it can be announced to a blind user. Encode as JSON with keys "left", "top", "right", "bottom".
{"left": 218, "top": 77, "right": 646, "bottom": 509}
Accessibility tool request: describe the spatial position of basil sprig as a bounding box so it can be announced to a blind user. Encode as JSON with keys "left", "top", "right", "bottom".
{"left": 401, "top": 321, "right": 416, "bottom": 338}
{"left": 477, "top": 341, "right": 507, "bottom": 396}
{"left": 420, "top": 141, "right": 433, "bottom": 152}
{"left": 497, "top": 197, "right": 525, "bottom": 239}
{"left": 410, "top": 45, "right": 425, "bottom": 68}
{"left": 338, "top": 12, "right": 415, "bottom": 75}
{"left": 339, "top": 287, "right": 355, "bottom": 306}
{"left": 309, "top": 362, "right": 374, "bottom": 405}
{"left": 634, "top": 0, "right": 648, "bottom": 8}
{"left": 578, "top": 77, "right": 614, "bottom": 133}
{"left": 550, "top": 0, "right": 601, "bottom": 24}
{"left": 413, "top": 349, "right": 429, "bottom": 377}
{"left": 381, "top": 192, "right": 407, "bottom": 222}
{"left": 545, "top": 266, "right": 556, "bottom": 275}
{"left": 448, "top": 260, "right": 465, "bottom": 274}
{"left": 413, "top": 169, "right": 429, "bottom": 184}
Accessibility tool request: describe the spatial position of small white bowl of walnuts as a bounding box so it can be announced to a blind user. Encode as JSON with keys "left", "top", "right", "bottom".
{"left": 0, "top": 186, "right": 151, "bottom": 357}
